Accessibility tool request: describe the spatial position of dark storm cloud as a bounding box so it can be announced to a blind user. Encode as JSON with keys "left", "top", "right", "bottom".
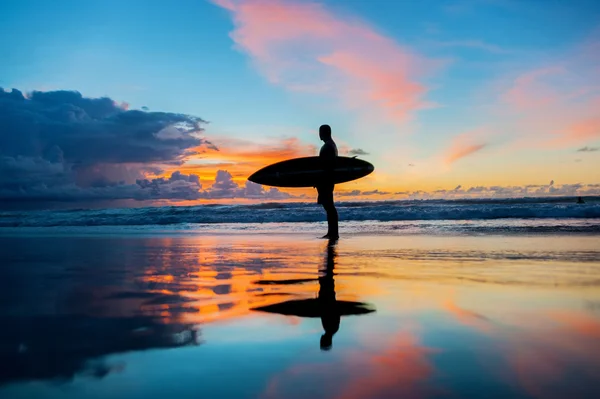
{"left": 199, "top": 170, "right": 292, "bottom": 199}
{"left": 0, "top": 88, "right": 214, "bottom": 204}
{"left": 577, "top": 146, "right": 599, "bottom": 152}
{"left": 243, "top": 181, "right": 292, "bottom": 200}
{"left": 136, "top": 171, "right": 203, "bottom": 200}
{"left": 0, "top": 89, "right": 206, "bottom": 164}
{"left": 348, "top": 148, "right": 369, "bottom": 156}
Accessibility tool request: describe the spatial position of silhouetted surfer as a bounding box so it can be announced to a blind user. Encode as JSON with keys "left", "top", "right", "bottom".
{"left": 317, "top": 124, "right": 339, "bottom": 239}
{"left": 577, "top": 196, "right": 585, "bottom": 204}
{"left": 319, "top": 239, "right": 339, "bottom": 350}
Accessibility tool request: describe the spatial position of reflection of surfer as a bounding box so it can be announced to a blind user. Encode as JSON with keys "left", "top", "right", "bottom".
{"left": 251, "top": 239, "right": 375, "bottom": 349}
{"left": 317, "top": 124, "right": 339, "bottom": 239}
{"left": 319, "top": 239, "right": 340, "bottom": 350}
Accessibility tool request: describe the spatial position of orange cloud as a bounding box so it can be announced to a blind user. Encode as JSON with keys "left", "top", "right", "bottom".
{"left": 160, "top": 134, "right": 392, "bottom": 202}
{"left": 176, "top": 136, "right": 316, "bottom": 183}
{"left": 138, "top": 237, "right": 326, "bottom": 324}
{"left": 213, "top": 137, "right": 317, "bottom": 164}
{"left": 213, "top": 0, "right": 435, "bottom": 126}
{"left": 444, "top": 132, "right": 487, "bottom": 164}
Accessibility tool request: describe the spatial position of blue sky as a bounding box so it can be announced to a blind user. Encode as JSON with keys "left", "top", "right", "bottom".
{"left": 2, "top": 1, "right": 308, "bottom": 127}
{"left": 1, "top": 0, "right": 599, "bottom": 204}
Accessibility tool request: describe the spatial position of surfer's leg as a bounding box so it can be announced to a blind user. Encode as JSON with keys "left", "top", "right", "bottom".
{"left": 322, "top": 191, "right": 338, "bottom": 239}
{"left": 326, "top": 203, "right": 339, "bottom": 239}
{"left": 318, "top": 185, "right": 338, "bottom": 239}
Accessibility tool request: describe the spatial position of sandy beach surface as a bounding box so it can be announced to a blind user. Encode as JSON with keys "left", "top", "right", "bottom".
{"left": 1, "top": 231, "right": 600, "bottom": 398}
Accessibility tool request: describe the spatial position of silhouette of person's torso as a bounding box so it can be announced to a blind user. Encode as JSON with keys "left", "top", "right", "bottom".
{"left": 319, "top": 139, "right": 338, "bottom": 158}
{"left": 318, "top": 139, "right": 338, "bottom": 191}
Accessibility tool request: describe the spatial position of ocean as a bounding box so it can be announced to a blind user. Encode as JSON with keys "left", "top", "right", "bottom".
{"left": 2, "top": 196, "right": 600, "bottom": 235}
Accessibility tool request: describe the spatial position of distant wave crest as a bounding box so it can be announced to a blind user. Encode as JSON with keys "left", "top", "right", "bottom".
{"left": 1, "top": 197, "right": 599, "bottom": 228}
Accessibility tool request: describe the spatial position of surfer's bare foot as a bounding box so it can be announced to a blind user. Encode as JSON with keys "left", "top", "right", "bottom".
{"left": 321, "top": 234, "right": 339, "bottom": 240}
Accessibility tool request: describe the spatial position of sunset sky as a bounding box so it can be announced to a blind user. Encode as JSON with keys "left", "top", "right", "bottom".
{"left": 1, "top": 0, "right": 599, "bottom": 206}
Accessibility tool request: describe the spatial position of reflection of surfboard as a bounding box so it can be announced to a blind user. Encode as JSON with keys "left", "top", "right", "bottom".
{"left": 248, "top": 156, "right": 374, "bottom": 188}
{"left": 252, "top": 298, "right": 375, "bottom": 317}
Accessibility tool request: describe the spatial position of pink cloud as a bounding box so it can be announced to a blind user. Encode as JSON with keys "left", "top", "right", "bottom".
{"left": 443, "top": 298, "right": 492, "bottom": 332}
{"left": 335, "top": 331, "right": 436, "bottom": 399}
{"left": 564, "top": 117, "right": 600, "bottom": 142}
{"left": 547, "top": 311, "right": 600, "bottom": 339}
{"left": 261, "top": 329, "right": 437, "bottom": 399}
{"left": 444, "top": 131, "right": 487, "bottom": 164}
{"left": 498, "top": 35, "right": 600, "bottom": 147}
{"left": 439, "top": 301, "right": 600, "bottom": 398}
{"left": 500, "top": 310, "right": 600, "bottom": 399}
{"left": 213, "top": 0, "right": 436, "bottom": 126}
{"left": 502, "top": 66, "right": 565, "bottom": 110}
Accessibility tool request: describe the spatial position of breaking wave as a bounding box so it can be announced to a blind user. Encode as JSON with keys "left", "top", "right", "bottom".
{"left": 1, "top": 197, "right": 599, "bottom": 229}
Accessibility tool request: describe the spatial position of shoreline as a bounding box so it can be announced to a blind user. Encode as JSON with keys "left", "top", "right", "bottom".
{"left": 2, "top": 220, "right": 600, "bottom": 237}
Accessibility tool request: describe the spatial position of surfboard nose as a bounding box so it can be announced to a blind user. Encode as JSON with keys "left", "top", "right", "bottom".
{"left": 248, "top": 172, "right": 259, "bottom": 184}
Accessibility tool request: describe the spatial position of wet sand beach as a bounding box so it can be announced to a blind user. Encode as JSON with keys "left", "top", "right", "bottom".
{"left": 1, "top": 232, "right": 599, "bottom": 398}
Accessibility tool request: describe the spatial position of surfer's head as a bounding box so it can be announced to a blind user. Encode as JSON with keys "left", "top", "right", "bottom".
{"left": 319, "top": 124, "right": 332, "bottom": 141}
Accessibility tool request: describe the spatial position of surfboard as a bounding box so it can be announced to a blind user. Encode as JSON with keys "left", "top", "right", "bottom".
{"left": 248, "top": 156, "right": 374, "bottom": 188}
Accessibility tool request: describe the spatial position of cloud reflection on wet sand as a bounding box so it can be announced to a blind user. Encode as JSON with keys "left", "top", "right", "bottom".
{"left": 0, "top": 234, "right": 599, "bottom": 398}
